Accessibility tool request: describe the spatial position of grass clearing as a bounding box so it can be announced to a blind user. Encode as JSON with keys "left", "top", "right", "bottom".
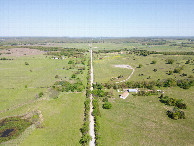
{"left": 93, "top": 52, "right": 194, "bottom": 145}
{"left": 0, "top": 51, "right": 88, "bottom": 145}
{"left": 98, "top": 87, "right": 194, "bottom": 145}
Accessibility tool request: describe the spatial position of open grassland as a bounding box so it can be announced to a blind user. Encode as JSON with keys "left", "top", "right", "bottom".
{"left": 98, "top": 87, "right": 194, "bottom": 145}
{"left": 93, "top": 51, "right": 194, "bottom": 145}
{"left": 93, "top": 55, "right": 133, "bottom": 83}
{"left": 37, "top": 42, "right": 194, "bottom": 52}
{"left": 0, "top": 55, "right": 87, "bottom": 111}
{"left": 0, "top": 50, "right": 88, "bottom": 145}
{"left": 93, "top": 53, "right": 194, "bottom": 83}
{"left": 1, "top": 93, "right": 85, "bottom": 146}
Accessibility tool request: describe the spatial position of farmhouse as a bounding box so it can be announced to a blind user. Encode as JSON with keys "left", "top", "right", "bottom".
{"left": 119, "top": 91, "right": 129, "bottom": 99}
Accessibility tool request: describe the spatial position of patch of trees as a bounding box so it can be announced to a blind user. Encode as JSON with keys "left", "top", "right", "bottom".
{"left": 94, "top": 49, "right": 122, "bottom": 54}
{"left": 167, "top": 107, "right": 186, "bottom": 120}
{"left": 166, "top": 59, "right": 174, "bottom": 64}
{"left": 129, "top": 49, "right": 194, "bottom": 56}
{"left": 103, "top": 78, "right": 194, "bottom": 90}
{"left": 80, "top": 59, "right": 92, "bottom": 145}
{"left": 0, "top": 57, "right": 13, "bottom": 60}
{"left": 47, "top": 48, "right": 87, "bottom": 58}
{"left": 158, "top": 94, "right": 187, "bottom": 120}
{"left": 173, "top": 66, "right": 184, "bottom": 73}
{"left": 177, "top": 79, "right": 194, "bottom": 89}
{"left": 102, "top": 102, "right": 112, "bottom": 109}
{"left": 133, "top": 90, "right": 158, "bottom": 96}
{"left": 54, "top": 80, "right": 85, "bottom": 92}
{"left": 159, "top": 95, "right": 187, "bottom": 109}
{"left": 93, "top": 97, "right": 101, "bottom": 144}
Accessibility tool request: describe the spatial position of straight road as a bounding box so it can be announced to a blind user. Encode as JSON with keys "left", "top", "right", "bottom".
{"left": 89, "top": 49, "right": 95, "bottom": 146}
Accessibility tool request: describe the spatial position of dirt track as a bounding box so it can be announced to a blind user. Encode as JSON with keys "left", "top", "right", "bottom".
{"left": 114, "top": 64, "right": 135, "bottom": 83}
{"left": 89, "top": 49, "right": 95, "bottom": 146}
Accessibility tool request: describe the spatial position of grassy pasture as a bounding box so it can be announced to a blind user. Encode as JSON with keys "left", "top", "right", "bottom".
{"left": 93, "top": 52, "right": 194, "bottom": 145}
{"left": 1, "top": 93, "right": 85, "bottom": 146}
{"left": 93, "top": 53, "right": 194, "bottom": 83}
{"left": 98, "top": 87, "right": 194, "bottom": 145}
{"left": 0, "top": 52, "right": 88, "bottom": 145}
{"left": 31, "top": 42, "right": 194, "bottom": 52}
{"left": 93, "top": 55, "right": 133, "bottom": 83}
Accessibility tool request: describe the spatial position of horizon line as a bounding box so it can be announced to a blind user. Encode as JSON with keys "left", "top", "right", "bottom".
{"left": 0, "top": 36, "right": 194, "bottom": 38}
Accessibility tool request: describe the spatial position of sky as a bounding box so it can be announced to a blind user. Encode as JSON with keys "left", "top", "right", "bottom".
{"left": 0, "top": 0, "right": 194, "bottom": 37}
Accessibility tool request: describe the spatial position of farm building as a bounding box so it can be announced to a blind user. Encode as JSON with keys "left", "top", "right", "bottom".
{"left": 127, "top": 89, "right": 138, "bottom": 93}
{"left": 119, "top": 91, "right": 129, "bottom": 99}
{"left": 52, "top": 56, "right": 59, "bottom": 59}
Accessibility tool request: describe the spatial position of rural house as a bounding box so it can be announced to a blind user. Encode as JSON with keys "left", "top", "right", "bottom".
{"left": 119, "top": 91, "right": 129, "bottom": 99}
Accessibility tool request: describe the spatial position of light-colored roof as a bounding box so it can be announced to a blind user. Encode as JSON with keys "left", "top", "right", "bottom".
{"left": 120, "top": 91, "right": 129, "bottom": 97}
{"left": 128, "top": 89, "right": 138, "bottom": 92}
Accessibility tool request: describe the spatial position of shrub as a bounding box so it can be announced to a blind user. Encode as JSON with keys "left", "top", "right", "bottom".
{"left": 39, "top": 92, "right": 43, "bottom": 98}
{"left": 25, "top": 62, "right": 29, "bottom": 65}
{"left": 68, "top": 60, "right": 74, "bottom": 64}
{"left": 79, "top": 134, "right": 91, "bottom": 144}
{"left": 102, "top": 97, "right": 108, "bottom": 102}
{"left": 153, "top": 69, "right": 157, "bottom": 72}
{"left": 166, "top": 59, "right": 174, "bottom": 64}
{"left": 185, "top": 59, "right": 190, "bottom": 64}
{"left": 159, "top": 95, "right": 186, "bottom": 109}
{"left": 168, "top": 70, "right": 173, "bottom": 75}
{"left": 173, "top": 68, "right": 182, "bottom": 73}
{"left": 138, "top": 64, "right": 143, "bottom": 68}
{"left": 71, "top": 74, "right": 76, "bottom": 78}
{"left": 103, "top": 102, "right": 112, "bottom": 109}
{"left": 151, "top": 60, "right": 157, "bottom": 64}
{"left": 166, "top": 107, "right": 185, "bottom": 120}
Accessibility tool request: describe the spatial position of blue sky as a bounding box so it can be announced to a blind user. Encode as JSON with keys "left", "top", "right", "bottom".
{"left": 0, "top": 0, "right": 194, "bottom": 37}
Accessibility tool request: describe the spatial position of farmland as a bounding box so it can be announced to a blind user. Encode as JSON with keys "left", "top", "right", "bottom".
{"left": 0, "top": 37, "right": 194, "bottom": 145}
{"left": 92, "top": 42, "right": 194, "bottom": 145}
{"left": 0, "top": 46, "right": 89, "bottom": 145}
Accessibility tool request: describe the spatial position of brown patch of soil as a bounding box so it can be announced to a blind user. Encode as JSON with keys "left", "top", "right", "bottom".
{"left": 0, "top": 48, "right": 44, "bottom": 57}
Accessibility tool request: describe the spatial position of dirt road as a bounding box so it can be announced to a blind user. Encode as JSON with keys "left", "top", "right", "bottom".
{"left": 114, "top": 64, "right": 135, "bottom": 83}
{"left": 89, "top": 49, "right": 95, "bottom": 146}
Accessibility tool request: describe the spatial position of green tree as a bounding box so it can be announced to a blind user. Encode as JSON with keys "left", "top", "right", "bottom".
{"left": 103, "top": 102, "right": 112, "bottom": 109}
{"left": 138, "top": 64, "right": 143, "bottom": 68}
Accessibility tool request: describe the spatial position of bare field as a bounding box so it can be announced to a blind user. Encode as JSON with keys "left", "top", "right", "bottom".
{"left": 0, "top": 48, "right": 44, "bottom": 57}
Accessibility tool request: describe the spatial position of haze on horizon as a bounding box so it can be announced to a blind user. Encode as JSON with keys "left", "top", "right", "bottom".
{"left": 0, "top": 0, "right": 194, "bottom": 37}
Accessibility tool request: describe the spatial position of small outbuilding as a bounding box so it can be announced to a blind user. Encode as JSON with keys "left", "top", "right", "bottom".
{"left": 119, "top": 91, "right": 129, "bottom": 99}
{"left": 127, "top": 89, "right": 138, "bottom": 93}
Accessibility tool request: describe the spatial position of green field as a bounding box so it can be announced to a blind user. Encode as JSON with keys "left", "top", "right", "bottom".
{"left": 0, "top": 53, "right": 88, "bottom": 145}
{"left": 93, "top": 53, "right": 193, "bottom": 83}
{"left": 98, "top": 87, "right": 194, "bottom": 145}
{"left": 93, "top": 51, "right": 194, "bottom": 145}
{"left": 0, "top": 37, "right": 194, "bottom": 145}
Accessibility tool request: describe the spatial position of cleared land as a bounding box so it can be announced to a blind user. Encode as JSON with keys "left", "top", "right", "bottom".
{"left": 93, "top": 51, "right": 194, "bottom": 145}
{"left": 0, "top": 48, "right": 44, "bottom": 57}
{"left": 0, "top": 48, "right": 88, "bottom": 145}
{"left": 0, "top": 38, "right": 193, "bottom": 145}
